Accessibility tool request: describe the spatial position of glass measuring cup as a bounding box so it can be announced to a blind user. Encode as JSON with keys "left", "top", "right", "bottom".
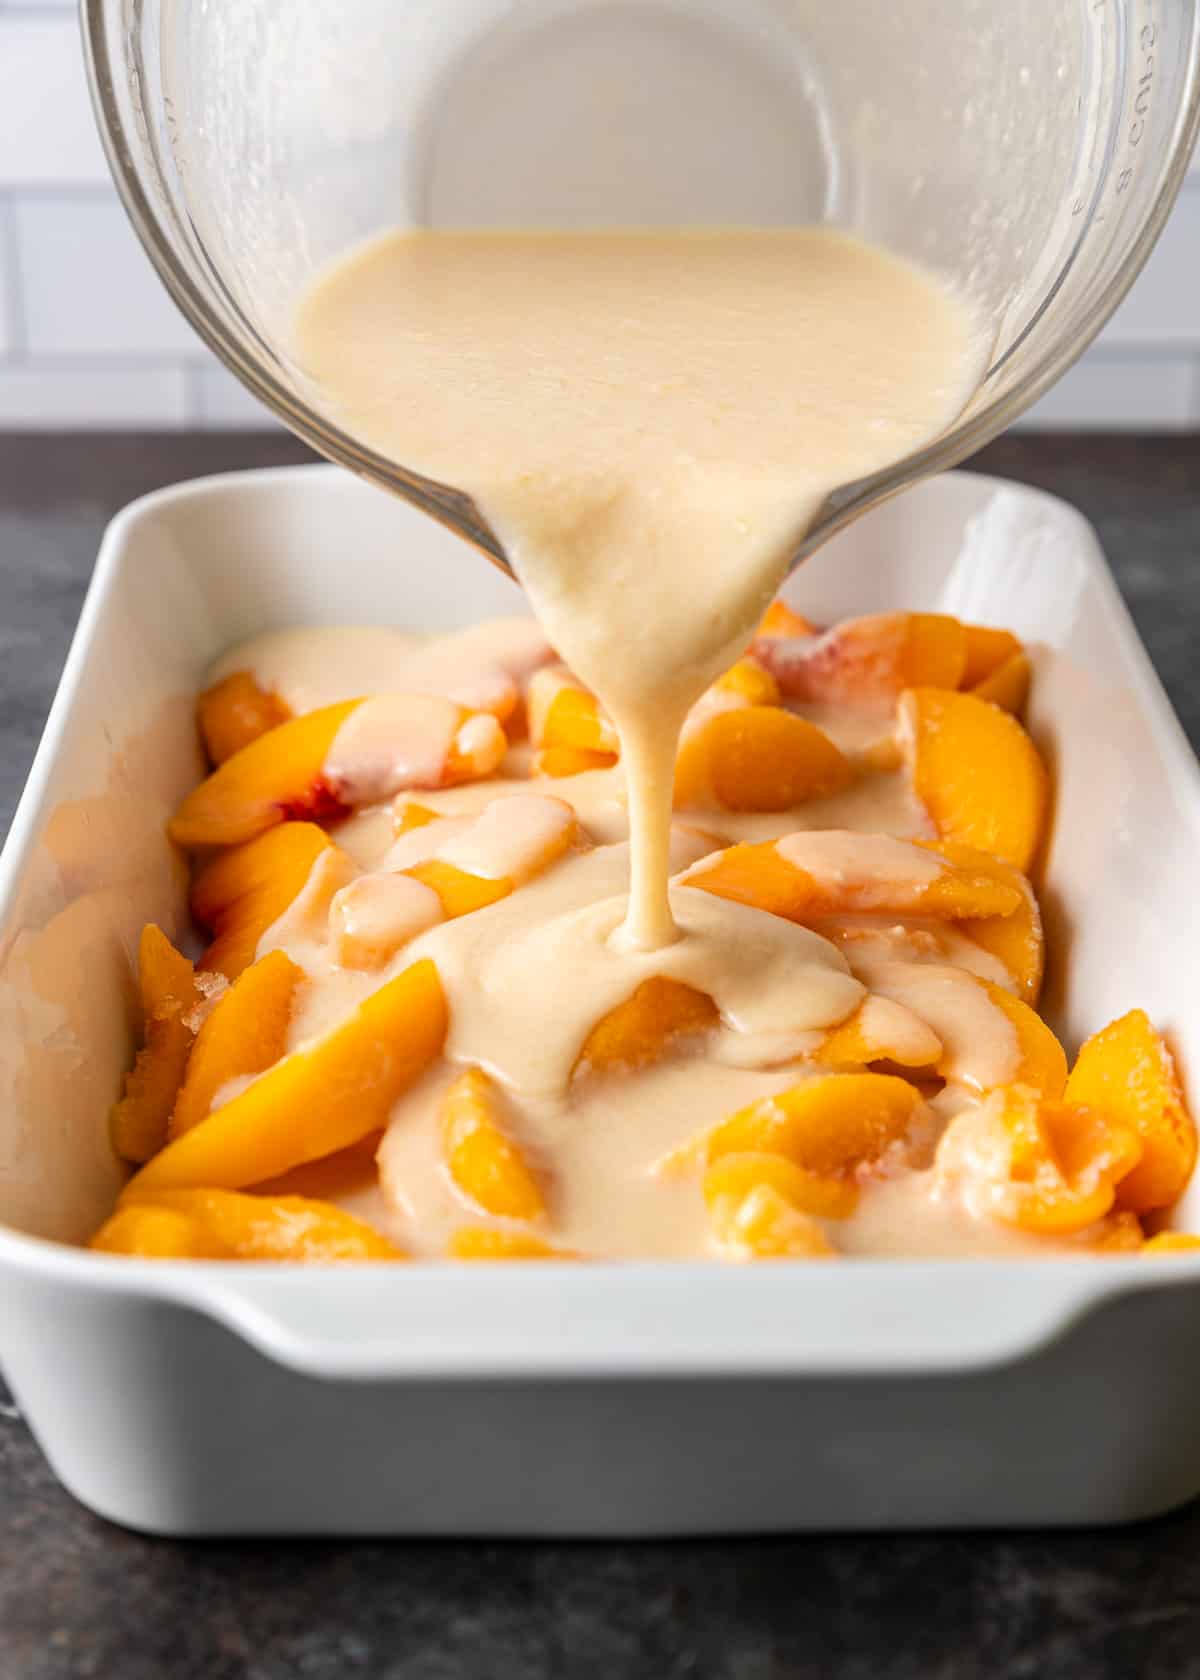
{"left": 83, "top": 0, "right": 1200, "bottom": 575}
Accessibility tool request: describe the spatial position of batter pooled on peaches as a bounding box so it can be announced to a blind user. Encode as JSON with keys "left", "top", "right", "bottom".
{"left": 93, "top": 603, "right": 1197, "bottom": 1263}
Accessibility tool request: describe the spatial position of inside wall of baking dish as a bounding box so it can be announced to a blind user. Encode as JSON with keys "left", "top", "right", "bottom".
{"left": 0, "top": 467, "right": 1196, "bottom": 1244}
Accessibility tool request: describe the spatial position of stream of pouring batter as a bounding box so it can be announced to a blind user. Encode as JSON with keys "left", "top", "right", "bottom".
{"left": 295, "top": 228, "right": 986, "bottom": 950}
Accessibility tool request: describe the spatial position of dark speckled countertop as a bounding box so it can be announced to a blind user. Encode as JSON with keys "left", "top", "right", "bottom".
{"left": 1, "top": 431, "right": 1199, "bottom": 1680}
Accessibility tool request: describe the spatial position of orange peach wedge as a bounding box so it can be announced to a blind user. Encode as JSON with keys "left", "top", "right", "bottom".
{"left": 704, "top": 1151, "right": 858, "bottom": 1222}
{"left": 961, "top": 625, "right": 1023, "bottom": 689}
{"left": 191, "top": 821, "right": 340, "bottom": 981}
{"left": 708, "top": 1073, "right": 923, "bottom": 1179}
{"left": 170, "top": 700, "right": 362, "bottom": 848}
{"left": 682, "top": 831, "right": 1023, "bottom": 925}
{"left": 440, "top": 1068, "right": 546, "bottom": 1221}
{"left": 169, "top": 948, "right": 304, "bottom": 1138}
{"left": 95, "top": 1189, "right": 404, "bottom": 1261}
{"left": 527, "top": 667, "right": 619, "bottom": 755}
{"left": 110, "top": 924, "right": 205, "bottom": 1164}
{"left": 576, "top": 977, "right": 719, "bottom": 1075}
{"left": 197, "top": 670, "right": 291, "bottom": 767}
{"left": 532, "top": 745, "right": 619, "bottom": 778}
{"left": 755, "top": 599, "right": 818, "bottom": 639}
{"left": 122, "top": 959, "right": 447, "bottom": 1195}
{"left": 988, "top": 1088, "right": 1143, "bottom": 1237}
{"left": 705, "top": 1169, "right": 837, "bottom": 1259}
{"left": 814, "top": 995, "right": 942, "bottom": 1071}
{"left": 898, "top": 687, "right": 1049, "bottom": 872}
{"left": 1064, "top": 1009, "right": 1196, "bottom": 1215}
{"left": 405, "top": 793, "right": 579, "bottom": 920}
{"left": 926, "top": 841, "right": 1045, "bottom": 1005}
{"left": 674, "top": 707, "right": 851, "bottom": 813}
{"left": 755, "top": 611, "right": 967, "bottom": 711}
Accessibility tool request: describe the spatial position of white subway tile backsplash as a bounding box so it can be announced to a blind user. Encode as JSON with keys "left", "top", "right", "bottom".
{"left": 16, "top": 197, "right": 203, "bottom": 356}
{"left": 190, "top": 362, "right": 285, "bottom": 430}
{"left": 0, "top": 363, "right": 189, "bottom": 427}
{"left": 0, "top": 17, "right": 108, "bottom": 187}
{"left": 1100, "top": 185, "right": 1200, "bottom": 348}
{"left": 1014, "top": 352, "right": 1198, "bottom": 431}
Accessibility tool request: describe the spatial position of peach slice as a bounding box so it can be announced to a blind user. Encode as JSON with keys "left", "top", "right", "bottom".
{"left": 1083, "top": 1211, "right": 1144, "bottom": 1252}
{"left": 709, "top": 656, "right": 781, "bottom": 708}
{"left": 983, "top": 982, "right": 1067, "bottom": 1098}
{"left": 440, "top": 1067, "right": 546, "bottom": 1221}
{"left": 1143, "top": 1232, "right": 1200, "bottom": 1254}
{"left": 1064, "top": 1009, "right": 1196, "bottom": 1214}
{"left": 110, "top": 924, "right": 205, "bottom": 1164}
{"left": 971, "top": 653, "right": 1031, "bottom": 716}
{"left": 403, "top": 793, "right": 580, "bottom": 920}
{"left": 756, "top": 612, "right": 967, "bottom": 711}
{"left": 961, "top": 625, "right": 1022, "bottom": 689}
{"left": 527, "top": 667, "right": 619, "bottom": 754}
{"left": 169, "top": 700, "right": 361, "bottom": 849}
{"left": 169, "top": 948, "right": 303, "bottom": 1138}
{"left": 926, "top": 841, "right": 1044, "bottom": 1005}
{"left": 576, "top": 977, "right": 719, "bottom": 1075}
{"left": 682, "top": 832, "right": 1023, "bottom": 924}
{"left": 394, "top": 801, "right": 440, "bottom": 835}
{"left": 91, "top": 1204, "right": 234, "bottom": 1259}
{"left": 329, "top": 873, "right": 445, "bottom": 970}
{"left": 814, "top": 995, "right": 942, "bottom": 1070}
{"left": 101, "top": 1189, "right": 405, "bottom": 1261}
{"left": 449, "top": 1227, "right": 579, "bottom": 1260}
{"left": 122, "top": 959, "right": 447, "bottom": 1195}
{"left": 704, "top": 1150, "right": 858, "bottom": 1221}
{"left": 674, "top": 707, "right": 852, "bottom": 813}
{"left": 756, "top": 599, "right": 817, "bottom": 639}
{"left": 708, "top": 1073, "right": 923, "bottom": 1178}
{"left": 532, "top": 745, "right": 620, "bottom": 778}
{"left": 898, "top": 687, "right": 1049, "bottom": 872}
{"left": 707, "top": 1180, "right": 837, "bottom": 1259}
{"left": 990, "top": 1089, "right": 1143, "bottom": 1237}
{"left": 191, "top": 821, "right": 339, "bottom": 980}
{"left": 197, "top": 670, "right": 291, "bottom": 767}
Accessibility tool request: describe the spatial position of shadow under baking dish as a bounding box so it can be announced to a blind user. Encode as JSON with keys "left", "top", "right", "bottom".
{"left": 0, "top": 465, "right": 1197, "bottom": 1536}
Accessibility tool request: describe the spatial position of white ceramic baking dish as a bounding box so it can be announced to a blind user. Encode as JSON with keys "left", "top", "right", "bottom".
{"left": 1, "top": 465, "right": 1198, "bottom": 1537}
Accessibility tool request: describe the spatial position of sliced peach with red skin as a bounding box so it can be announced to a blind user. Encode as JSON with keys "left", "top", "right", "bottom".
{"left": 170, "top": 700, "right": 362, "bottom": 849}
{"left": 197, "top": 670, "right": 291, "bottom": 767}
{"left": 576, "top": 977, "right": 719, "bottom": 1075}
{"left": 440, "top": 1068, "right": 546, "bottom": 1222}
{"left": 756, "top": 612, "right": 967, "bottom": 711}
{"left": 756, "top": 599, "right": 817, "bottom": 640}
{"left": 122, "top": 959, "right": 447, "bottom": 1195}
{"left": 191, "top": 821, "right": 337, "bottom": 981}
{"left": 110, "top": 924, "right": 205, "bottom": 1164}
{"left": 532, "top": 745, "right": 619, "bottom": 778}
{"left": 1064, "top": 1009, "right": 1196, "bottom": 1214}
{"left": 961, "top": 626, "right": 1022, "bottom": 689}
{"left": 169, "top": 948, "right": 303, "bottom": 1138}
{"left": 682, "top": 832, "right": 1023, "bottom": 925}
{"left": 674, "top": 707, "right": 852, "bottom": 813}
{"left": 101, "top": 1188, "right": 405, "bottom": 1261}
{"left": 449, "top": 1227, "right": 580, "bottom": 1260}
{"left": 898, "top": 687, "right": 1049, "bottom": 872}
{"left": 91, "top": 1204, "right": 234, "bottom": 1259}
{"left": 971, "top": 653, "right": 1032, "bottom": 716}
{"left": 708, "top": 1073, "right": 924, "bottom": 1178}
